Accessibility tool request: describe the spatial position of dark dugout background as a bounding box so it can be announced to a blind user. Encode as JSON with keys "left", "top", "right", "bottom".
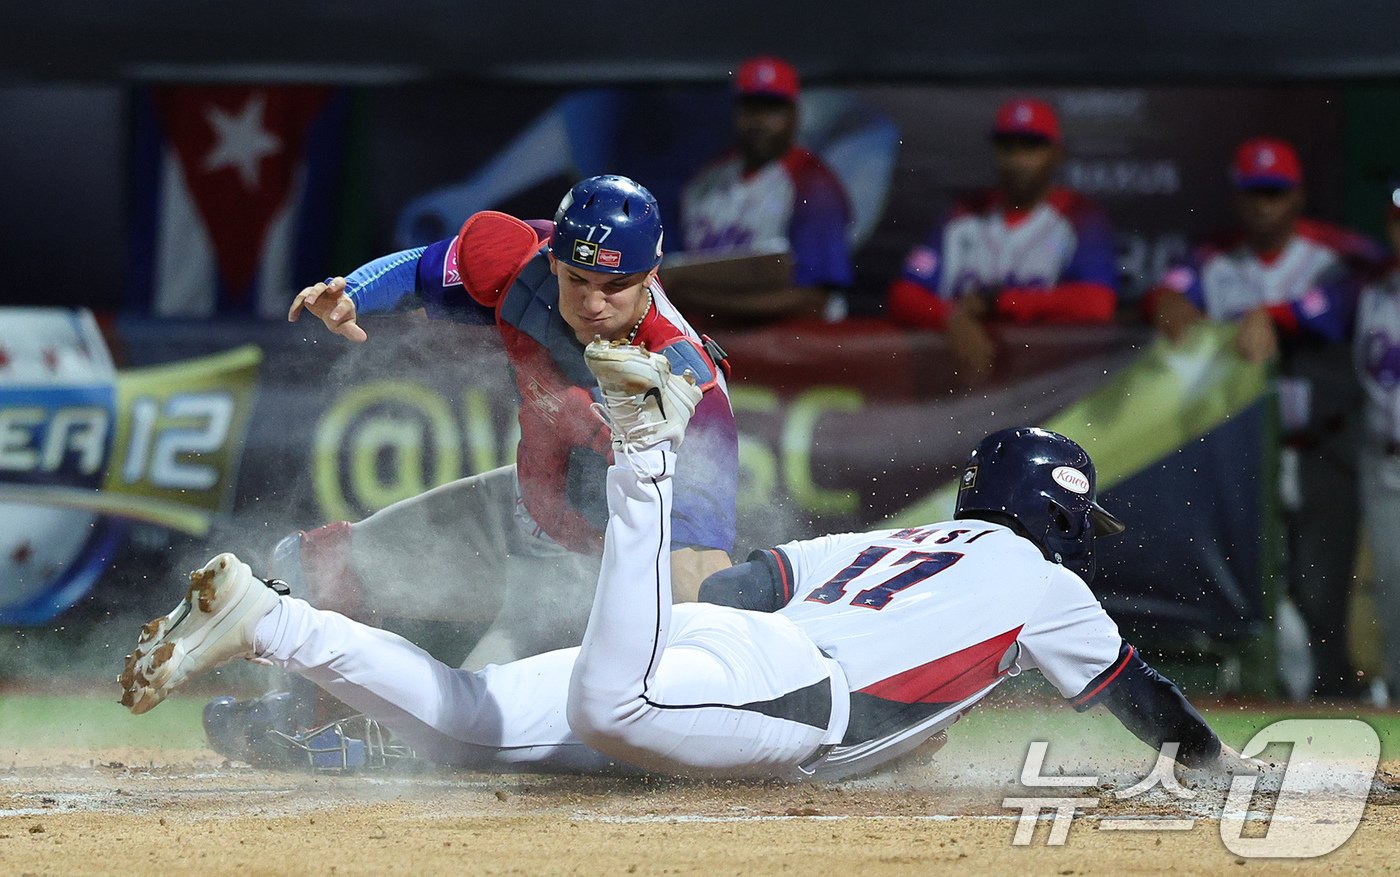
{"left": 0, "top": 83, "right": 1361, "bottom": 313}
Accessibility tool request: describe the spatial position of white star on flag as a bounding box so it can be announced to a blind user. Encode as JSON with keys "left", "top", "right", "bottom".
{"left": 202, "top": 93, "right": 282, "bottom": 190}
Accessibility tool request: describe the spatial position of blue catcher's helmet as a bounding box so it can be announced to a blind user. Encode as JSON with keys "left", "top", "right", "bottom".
{"left": 550, "top": 175, "right": 664, "bottom": 275}
{"left": 953, "top": 427, "right": 1125, "bottom": 583}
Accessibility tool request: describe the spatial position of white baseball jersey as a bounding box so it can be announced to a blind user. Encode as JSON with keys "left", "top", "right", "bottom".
{"left": 682, "top": 157, "right": 792, "bottom": 253}
{"left": 899, "top": 189, "right": 1116, "bottom": 299}
{"left": 943, "top": 202, "right": 1076, "bottom": 293}
{"left": 1356, "top": 268, "right": 1400, "bottom": 445}
{"left": 1159, "top": 219, "right": 1381, "bottom": 432}
{"left": 777, "top": 523, "right": 1118, "bottom": 697}
{"left": 773, "top": 522, "right": 1122, "bottom": 778}
{"left": 1198, "top": 236, "right": 1340, "bottom": 320}
{"left": 680, "top": 147, "right": 853, "bottom": 289}
{"left": 1159, "top": 219, "right": 1376, "bottom": 329}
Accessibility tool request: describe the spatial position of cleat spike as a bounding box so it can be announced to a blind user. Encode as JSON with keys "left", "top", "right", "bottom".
{"left": 116, "top": 552, "right": 278, "bottom": 715}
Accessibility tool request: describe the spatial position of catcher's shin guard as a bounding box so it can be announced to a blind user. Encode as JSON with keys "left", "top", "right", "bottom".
{"left": 275, "top": 523, "right": 368, "bottom": 728}
{"left": 299, "top": 521, "right": 367, "bottom": 617}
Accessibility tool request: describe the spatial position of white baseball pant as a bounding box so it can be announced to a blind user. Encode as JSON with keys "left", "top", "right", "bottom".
{"left": 254, "top": 449, "right": 848, "bottom": 779}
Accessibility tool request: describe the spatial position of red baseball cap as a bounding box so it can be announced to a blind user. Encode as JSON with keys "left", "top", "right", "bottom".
{"left": 993, "top": 98, "right": 1061, "bottom": 144}
{"left": 734, "top": 56, "right": 800, "bottom": 102}
{"left": 1232, "top": 138, "right": 1303, "bottom": 189}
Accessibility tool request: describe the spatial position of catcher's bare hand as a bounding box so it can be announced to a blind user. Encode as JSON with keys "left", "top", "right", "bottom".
{"left": 288, "top": 277, "right": 368, "bottom": 343}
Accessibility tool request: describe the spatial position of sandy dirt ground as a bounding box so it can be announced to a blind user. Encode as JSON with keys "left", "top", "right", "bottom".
{"left": 3, "top": 744, "right": 1399, "bottom": 877}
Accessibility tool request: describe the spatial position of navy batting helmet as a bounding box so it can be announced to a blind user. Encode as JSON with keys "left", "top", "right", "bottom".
{"left": 953, "top": 427, "right": 1124, "bottom": 583}
{"left": 550, "top": 175, "right": 664, "bottom": 275}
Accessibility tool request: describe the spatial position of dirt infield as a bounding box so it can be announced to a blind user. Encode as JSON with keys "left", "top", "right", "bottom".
{"left": 3, "top": 743, "right": 1398, "bottom": 877}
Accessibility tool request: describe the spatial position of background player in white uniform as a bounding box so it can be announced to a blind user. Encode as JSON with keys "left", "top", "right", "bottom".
{"left": 1148, "top": 138, "right": 1385, "bottom": 698}
{"left": 678, "top": 56, "right": 854, "bottom": 325}
{"left": 886, "top": 98, "right": 1119, "bottom": 380}
{"left": 1356, "top": 191, "right": 1400, "bottom": 700}
{"left": 121, "top": 349, "right": 1255, "bottom": 780}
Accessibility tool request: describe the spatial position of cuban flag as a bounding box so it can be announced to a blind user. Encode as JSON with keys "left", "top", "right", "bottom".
{"left": 127, "top": 85, "right": 348, "bottom": 318}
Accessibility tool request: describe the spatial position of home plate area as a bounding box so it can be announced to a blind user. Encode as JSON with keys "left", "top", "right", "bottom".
{"left": 2, "top": 726, "right": 1398, "bottom": 877}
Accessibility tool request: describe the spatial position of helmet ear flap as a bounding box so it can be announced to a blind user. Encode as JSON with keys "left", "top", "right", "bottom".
{"left": 1042, "top": 498, "right": 1096, "bottom": 582}
{"left": 1048, "top": 502, "right": 1076, "bottom": 537}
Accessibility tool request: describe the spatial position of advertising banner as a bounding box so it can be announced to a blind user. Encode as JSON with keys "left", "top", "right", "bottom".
{"left": 1, "top": 311, "right": 1273, "bottom": 642}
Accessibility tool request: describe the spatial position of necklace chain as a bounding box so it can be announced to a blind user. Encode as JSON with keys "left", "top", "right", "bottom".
{"left": 625, "top": 288, "right": 653, "bottom": 344}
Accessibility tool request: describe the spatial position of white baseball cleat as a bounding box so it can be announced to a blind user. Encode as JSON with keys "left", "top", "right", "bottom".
{"left": 585, "top": 339, "right": 702, "bottom": 455}
{"left": 119, "top": 553, "right": 285, "bottom": 715}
